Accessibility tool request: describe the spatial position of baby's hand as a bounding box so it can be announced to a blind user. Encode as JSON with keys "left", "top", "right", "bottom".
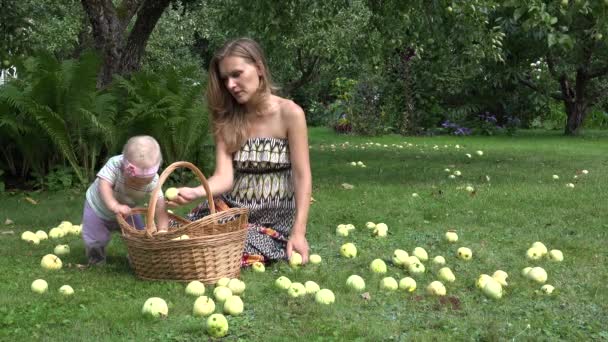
{"left": 112, "top": 204, "right": 132, "bottom": 216}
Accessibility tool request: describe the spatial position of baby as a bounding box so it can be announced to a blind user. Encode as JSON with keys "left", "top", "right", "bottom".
{"left": 81, "top": 135, "right": 169, "bottom": 265}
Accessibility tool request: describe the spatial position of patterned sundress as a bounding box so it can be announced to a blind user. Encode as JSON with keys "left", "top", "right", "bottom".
{"left": 184, "top": 137, "right": 295, "bottom": 266}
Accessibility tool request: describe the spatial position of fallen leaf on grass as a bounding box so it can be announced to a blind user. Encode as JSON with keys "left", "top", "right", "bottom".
{"left": 310, "top": 196, "right": 316, "bottom": 204}
{"left": 341, "top": 183, "right": 354, "bottom": 190}
{"left": 66, "top": 263, "right": 89, "bottom": 270}
{"left": 4, "top": 218, "right": 14, "bottom": 225}
{"left": 24, "top": 197, "right": 38, "bottom": 205}
{"left": 361, "top": 292, "right": 371, "bottom": 300}
{"left": 1, "top": 230, "right": 14, "bottom": 235}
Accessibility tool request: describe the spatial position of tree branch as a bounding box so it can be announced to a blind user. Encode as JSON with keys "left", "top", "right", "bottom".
{"left": 117, "top": 0, "right": 143, "bottom": 32}
{"left": 518, "top": 75, "right": 563, "bottom": 101}
{"left": 589, "top": 65, "right": 608, "bottom": 79}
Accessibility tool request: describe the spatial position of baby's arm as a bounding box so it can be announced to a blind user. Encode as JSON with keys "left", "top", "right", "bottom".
{"left": 154, "top": 198, "right": 170, "bottom": 232}
{"left": 98, "top": 178, "right": 131, "bottom": 216}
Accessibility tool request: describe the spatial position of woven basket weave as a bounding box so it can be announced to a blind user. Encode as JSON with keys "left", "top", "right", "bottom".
{"left": 118, "top": 161, "right": 249, "bottom": 283}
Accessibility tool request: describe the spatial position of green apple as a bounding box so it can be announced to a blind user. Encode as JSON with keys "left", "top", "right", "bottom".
{"left": 216, "top": 277, "right": 231, "bottom": 287}
{"left": 527, "top": 267, "right": 548, "bottom": 283}
{"left": 408, "top": 262, "right": 425, "bottom": 275}
{"left": 54, "top": 244, "right": 70, "bottom": 256}
{"left": 289, "top": 252, "right": 303, "bottom": 268}
{"left": 365, "top": 222, "right": 376, "bottom": 229}
{"left": 521, "top": 267, "right": 532, "bottom": 277}
{"left": 346, "top": 275, "right": 366, "bottom": 292}
{"left": 59, "top": 285, "right": 74, "bottom": 296}
{"left": 287, "top": 282, "right": 307, "bottom": 298}
{"left": 548, "top": 249, "right": 563, "bottom": 262}
{"left": 213, "top": 286, "right": 233, "bottom": 302}
{"left": 185, "top": 280, "right": 206, "bottom": 297}
{"left": 304, "top": 281, "right": 320, "bottom": 294}
{"left": 561, "top": 0, "right": 568, "bottom": 5}
{"left": 482, "top": 278, "right": 503, "bottom": 299}
{"left": 426, "top": 281, "right": 446, "bottom": 296}
{"left": 35, "top": 230, "right": 49, "bottom": 240}
{"left": 309, "top": 254, "right": 322, "bottom": 264}
{"left": 193, "top": 296, "right": 216, "bottom": 317}
{"left": 340, "top": 242, "right": 357, "bottom": 258}
{"left": 41, "top": 254, "right": 62, "bottom": 270}
{"left": 457, "top": 247, "right": 472, "bottom": 260}
{"left": 336, "top": 225, "right": 350, "bottom": 237}
{"left": 314, "top": 289, "right": 335, "bottom": 305}
{"left": 223, "top": 295, "right": 244, "bottom": 315}
{"left": 227, "top": 279, "right": 246, "bottom": 295}
{"left": 142, "top": 297, "right": 168, "bottom": 318}
{"left": 492, "top": 270, "right": 508, "bottom": 287}
{"left": 476, "top": 274, "right": 493, "bottom": 289}
{"left": 526, "top": 247, "right": 543, "bottom": 260}
{"left": 531, "top": 242, "right": 548, "bottom": 256}
{"left": 447, "top": 6, "right": 453, "bottom": 13}
{"left": 438, "top": 267, "right": 455, "bottom": 283}
{"left": 370, "top": 259, "right": 387, "bottom": 274}
{"left": 392, "top": 249, "right": 409, "bottom": 266}
{"left": 31, "top": 279, "right": 48, "bottom": 294}
{"left": 252, "top": 261, "right": 265, "bottom": 272}
{"left": 539, "top": 284, "right": 554, "bottom": 295}
{"left": 380, "top": 277, "right": 399, "bottom": 291}
{"left": 445, "top": 230, "right": 458, "bottom": 243}
{"left": 275, "top": 276, "right": 292, "bottom": 290}
{"left": 399, "top": 277, "right": 416, "bottom": 292}
{"left": 164, "top": 187, "right": 179, "bottom": 201}
{"left": 206, "top": 313, "right": 229, "bottom": 338}
{"left": 412, "top": 247, "right": 428, "bottom": 261}
{"left": 432, "top": 256, "right": 446, "bottom": 265}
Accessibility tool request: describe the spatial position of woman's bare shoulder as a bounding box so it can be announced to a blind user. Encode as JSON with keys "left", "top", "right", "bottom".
{"left": 276, "top": 96, "right": 304, "bottom": 120}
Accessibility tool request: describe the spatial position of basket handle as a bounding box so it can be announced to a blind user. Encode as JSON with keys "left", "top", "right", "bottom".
{"left": 146, "top": 161, "right": 216, "bottom": 234}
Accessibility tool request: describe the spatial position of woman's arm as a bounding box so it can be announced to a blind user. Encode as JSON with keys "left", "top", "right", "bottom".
{"left": 285, "top": 101, "right": 312, "bottom": 263}
{"left": 154, "top": 198, "right": 170, "bottom": 232}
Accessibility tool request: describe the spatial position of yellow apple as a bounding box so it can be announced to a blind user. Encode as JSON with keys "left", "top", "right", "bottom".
{"left": 22, "top": 232, "right": 40, "bottom": 245}
{"left": 521, "top": 267, "right": 532, "bottom": 277}
{"left": 482, "top": 278, "right": 503, "bottom": 299}
{"left": 53, "top": 244, "right": 70, "bottom": 256}
{"left": 41, "top": 254, "right": 62, "bottom": 270}
{"left": 426, "top": 281, "right": 446, "bottom": 296}
{"left": 223, "top": 295, "right": 244, "bottom": 315}
{"left": 548, "top": 249, "right": 563, "bottom": 262}
{"left": 365, "top": 222, "right": 376, "bottom": 229}
{"left": 164, "top": 187, "right": 179, "bottom": 201}
{"left": 531, "top": 242, "right": 548, "bottom": 256}
{"left": 408, "top": 262, "right": 426, "bottom": 275}
{"left": 227, "top": 279, "right": 246, "bottom": 295}
{"left": 380, "top": 277, "right": 399, "bottom": 291}
{"left": 31, "top": 279, "right": 48, "bottom": 294}
{"left": 336, "top": 225, "right": 350, "bottom": 237}
{"left": 412, "top": 247, "right": 429, "bottom": 261}
{"left": 35, "top": 230, "right": 49, "bottom": 240}
{"left": 476, "top": 274, "right": 493, "bottom": 289}
{"left": 314, "top": 289, "right": 335, "bottom": 305}
{"left": 403, "top": 255, "right": 420, "bottom": 268}
{"left": 289, "top": 252, "right": 303, "bottom": 268}
{"left": 185, "top": 280, "right": 206, "bottom": 296}
{"left": 527, "top": 267, "right": 548, "bottom": 283}
{"left": 213, "top": 287, "right": 233, "bottom": 302}
{"left": 142, "top": 297, "right": 168, "bottom": 318}
{"left": 492, "top": 270, "right": 508, "bottom": 287}
{"left": 252, "top": 261, "right": 265, "bottom": 272}
{"left": 309, "top": 254, "right": 322, "bottom": 264}
{"left": 287, "top": 282, "right": 306, "bottom": 298}
{"left": 304, "top": 281, "right": 320, "bottom": 294}
{"left": 432, "top": 256, "right": 446, "bottom": 265}
{"left": 193, "top": 296, "right": 216, "bottom": 317}
{"left": 48, "top": 227, "right": 65, "bottom": 239}
{"left": 438, "top": 267, "right": 456, "bottom": 283}
{"left": 216, "top": 277, "right": 230, "bottom": 287}
{"left": 539, "top": 284, "right": 554, "bottom": 295}
{"left": 206, "top": 313, "right": 229, "bottom": 338}
{"left": 370, "top": 259, "right": 387, "bottom": 274}
{"left": 346, "top": 275, "right": 366, "bottom": 292}
{"left": 445, "top": 230, "right": 458, "bottom": 243}
{"left": 398, "top": 277, "right": 417, "bottom": 292}
{"left": 457, "top": 247, "right": 472, "bottom": 260}
{"left": 59, "top": 285, "right": 74, "bottom": 296}
{"left": 526, "top": 247, "right": 543, "bottom": 260}
{"left": 392, "top": 249, "right": 409, "bottom": 266}
{"left": 340, "top": 243, "right": 357, "bottom": 258}
{"left": 275, "top": 276, "right": 292, "bottom": 290}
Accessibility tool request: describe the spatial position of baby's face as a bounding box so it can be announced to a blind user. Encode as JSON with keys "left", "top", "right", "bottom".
{"left": 125, "top": 175, "right": 154, "bottom": 188}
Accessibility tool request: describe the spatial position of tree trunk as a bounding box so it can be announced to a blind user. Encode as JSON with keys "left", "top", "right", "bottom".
{"left": 560, "top": 68, "right": 589, "bottom": 136}
{"left": 564, "top": 100, "right": 588, "bottom": 136}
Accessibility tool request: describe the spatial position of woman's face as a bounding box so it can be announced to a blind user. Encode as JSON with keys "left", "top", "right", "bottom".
{"left": 218, "top": 56, "right": 262, "bottom": 104}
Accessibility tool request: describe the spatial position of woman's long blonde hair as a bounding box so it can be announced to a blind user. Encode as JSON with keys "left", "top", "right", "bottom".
{"left": 207, "top": 38, "right": 278, "bottom": 152}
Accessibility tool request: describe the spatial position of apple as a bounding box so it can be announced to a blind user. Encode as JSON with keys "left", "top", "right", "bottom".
{"left": 552, "top": 175, "right": 559, "bottom": 180}
{"left": 142, "top": 297, "right": 168, "bottom": 318}
{"left": 336, "top": 225, "right": 350, "bottom": 237}
{"left": 223, "top": 295, "right": 244, "bottom": 315}
{"left": 392, "top": 249, "right": 409, "bottom": 266}
{"left": 566, "top": 183, "right": 575, "bottom": 188}
{"left": 449, "top": 175, "right": 456, "bottom": 179}
{"left": 444, "top": 168, "right": 451, "bottom": 172}
{"left": 453, "top": 170, "right": 462, "bottom": 176}
{"left": 365, "top": 222, "right": 376, "bottom": 229}
{"left": 23, "top": 232, "right": 40, "bottom": 245}
{"left": 476, "top": 150, "right": 484, "bottom": 156}
{"left": 399, "top": 277, "right": 416, "bottom": 292}
{"left": 447, "top": 6, "right": 453, "bottom": 13}
{"left": 217, "top": 277, "right": 231, "bottom": 287}
{"left": 426, "top": 281, "right": 446, "bottom": 296}
{"left": 403, "top": 255, "right": 420, "bottom": 268}
{"left": 35, "top": 230, "right": 48, "bottom": 240}
{"left": 492, "top": 270, "right": 508, "bottom": 287}
{"left": 227, "top": 279, "right": 246, "bottom": 295}
{"left": 346, "top": 275, "right": 366, "bottom": 292}
{"left": 465, "top": 186, "right": 475, "bottom": 192}
{"left": 41, "top": 254, "right": 62, "bottom": 270}
{"left": 309, "top": 254, "right": 322, "bottom": 264}
{"left": 289, "top": 252, "right": 303, "bottom": 268}
{"left": 356, "top": 161, "right": 364, "bottom": 166}
{"left": 206, "top": 313, "right": 229, "bottom": 338}
{"left": 380, "top": 277, "right": 399, "bottom": 291}
{"left": 48, "top": 227, "right": 65, "bottom": 239}
{"left": 482, "top": 278, "right": 503, "bottom": 299}
{"left": 373, "top": 223, "right": 388, "bottom": 237}
{"left": 476, "top": 274, "right": 493, "bottom": 289}
{"left": 548, "top": 249, "right": 563, "bottom": 262}
{"left": 287, "top": 282, "right": 306, "bottom": 298}
{"left": 445, "top": 230, "right": 458, "bottom": 243}
{"left": 185, "top": 280, "right": 206, "bottom": 296}
{"left": 531, "top": 242, "right": 548, "bottom": 256}
{"left": 457, "top": 247, "right": 472, "bottom": 260}
{"left": 58, "top": 221, "right": 72, "bottom": 233}
{"left": 193, "top": 296, "right": 216, "bottom": 317}
{"left": 68, "top": 224, "right": 82, "bottom": 235}
{"left": 304, "top": 281, "right": 320, "bottom": 294}
{"left": 412, "top": 193, "right": 419, "bottom": 198}
{"left": 561, "top": 0, "right": 568, "bottom": 6}
{"left": 412, "top": 247, "right": 428, "bottom": 261}
{"left": 408, "top": 262, "right": 425, "bottom": 275}
{"left": 251, "top": 261, "right": 265, "bottom": 272}
{"left": 2, "top": 59, "right": 10, "bottom": 67}
{"left": 526, "top": 247, "right": 543, "bottom": 260}
{"left": 438, "top": 267, "right": 456, "bottom": 283}
{"left": 31, "top": 279, "right": 48, "bottom": 294}
{"left": 165, "top": 187, "right": 179, "bottom": 201}
{"left": 340, "top": 243, "right": 357, "bottom": 258}
{"left": 539, "top": 284, "right": 555, "bottom": 295}
{"left": 275, "top": 276, "right": 292, "bottom": 290}
{"left": 54, "top": 244, "right": 70, "bottom": 256}
{"left": 350, "top": 161, "right": 357, "bottom": 166}
{"left": 345, "top": 223, "right": 355, "bottom": 231}
{"left": 581, "top": 169, "right": 589, "bottom": 175}
{"left": 432, "top": 256, "right": 446, "bottom": 265}
{"left": 527, "top": 267, "right": 548, "bottom": 283}
{"left": 59, "top": 285, "right": 74, "bottom": 296}
{"left": 314, "top": 289, "right": 335, "bottom": 305}
{"left": 521, "top": 267, "right": 532, "bottom": 277}
{"left": 370, "top": 259, "right": 387, "bottom": 274}
{"left": 213, "top": 286, "right": 233, "bottom": 302}
{"left": 465, "top": 153, "right": 472, "bottom": 158}
{"left": 171, "top": 234, "right": 189, "bottom": 240}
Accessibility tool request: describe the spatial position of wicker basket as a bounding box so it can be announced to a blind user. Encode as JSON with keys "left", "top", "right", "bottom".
{"left": 118, "top": 161, "right": 249, "bottom": 284}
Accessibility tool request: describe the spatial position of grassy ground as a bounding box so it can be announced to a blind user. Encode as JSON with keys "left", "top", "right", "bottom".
{"left": 1, "top": 127, "right": 608, "bottom": 341}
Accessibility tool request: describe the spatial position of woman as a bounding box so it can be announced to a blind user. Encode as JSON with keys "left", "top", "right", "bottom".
{"left": 170, "top": 38, "right": 312, "bottom": 266}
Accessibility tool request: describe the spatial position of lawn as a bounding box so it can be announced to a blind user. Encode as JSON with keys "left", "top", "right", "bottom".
{"left": 1, "top": 127, "right": 608, "bottom": 341}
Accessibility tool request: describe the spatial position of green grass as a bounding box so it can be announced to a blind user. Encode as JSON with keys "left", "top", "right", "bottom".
{"left": 2, "top": 127, "right": 608, "bottom": 341}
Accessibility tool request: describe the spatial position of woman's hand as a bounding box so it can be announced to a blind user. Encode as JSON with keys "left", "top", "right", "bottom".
{"left": 167, "top": 186, "right": 203, "bottom": 207}
{"left": 286, "top": 230, "right": 309, "bottom": 264}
